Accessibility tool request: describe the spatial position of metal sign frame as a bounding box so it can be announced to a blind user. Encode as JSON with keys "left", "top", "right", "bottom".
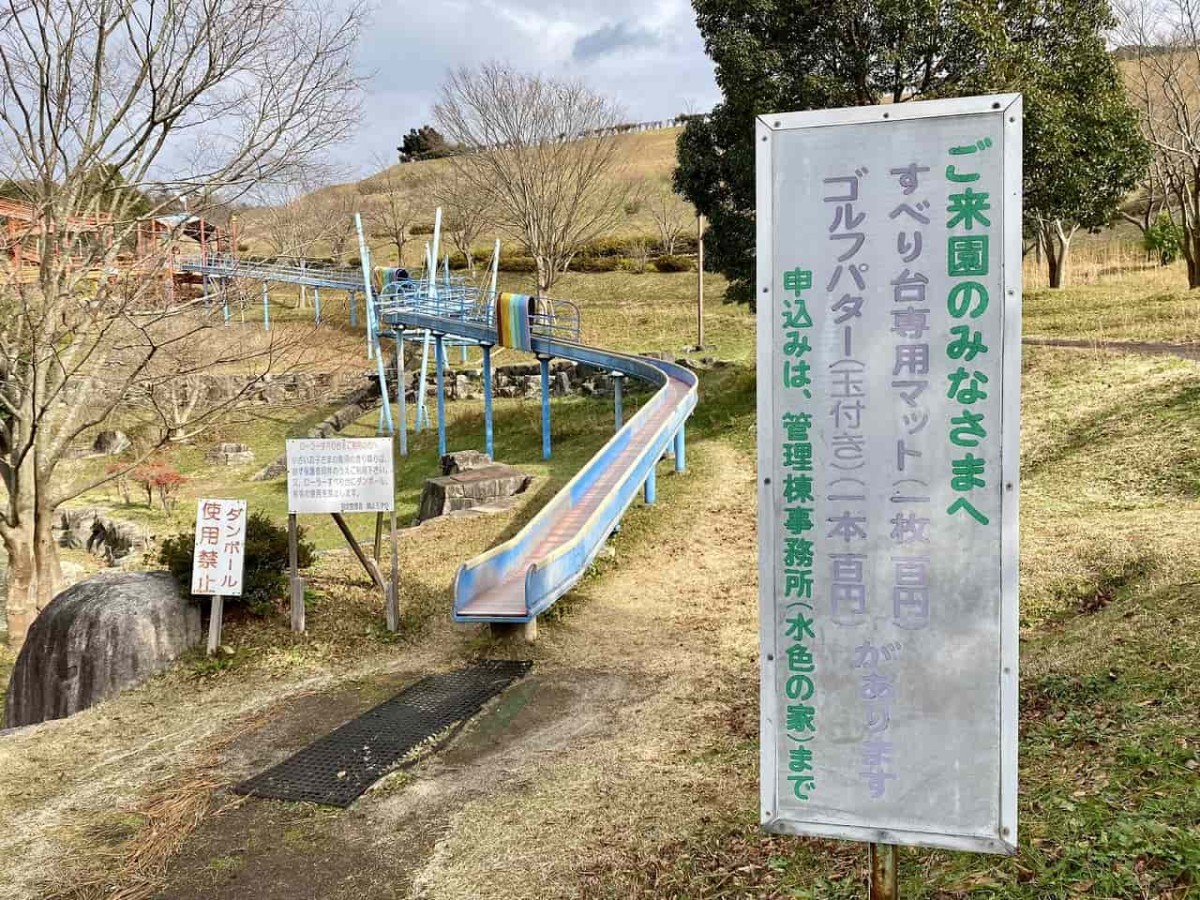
{"left": 755, "top": 94, "right": 1021, "bottom": 856}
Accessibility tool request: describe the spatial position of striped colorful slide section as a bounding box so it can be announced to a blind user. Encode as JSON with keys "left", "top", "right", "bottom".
{"left": 495, "top": 292, "right": 535, "bottom": 350}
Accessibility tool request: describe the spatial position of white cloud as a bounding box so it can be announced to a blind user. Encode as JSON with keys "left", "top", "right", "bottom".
{"left": 326, "top": 0, "right": 718, "bottom": 174}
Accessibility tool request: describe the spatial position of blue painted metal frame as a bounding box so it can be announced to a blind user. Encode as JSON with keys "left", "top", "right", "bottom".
{"left": 375, "top": 281, "right": 698, "bottom": 625}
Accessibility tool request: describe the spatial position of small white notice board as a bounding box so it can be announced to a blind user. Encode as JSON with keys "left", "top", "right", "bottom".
{"left": 191, "top": 498, "right": 248, "bottom": 596}
{"left": 755, "top": 94, "right": 1021, "bottom": 855}
{"left": 286, "top": 437, "right": 395, "bottom": 514}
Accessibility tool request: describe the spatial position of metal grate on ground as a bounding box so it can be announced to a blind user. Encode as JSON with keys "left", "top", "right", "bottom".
{"left": 233, "top": 659, "right": 533, "bottom": 807}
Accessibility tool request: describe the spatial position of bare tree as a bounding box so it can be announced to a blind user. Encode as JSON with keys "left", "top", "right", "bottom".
{"left": 322, "top": 192, "right": 362, "bottom": 266}
{"left": 0, "top": 0, "right": 362, "bottom": 647}
{"left": 436, "top": 168, "right": 494, "bottom": 273}
{"left": 1118, "top": 0, "right": 1200, "bottom": 285}
{"left": 434, "top": 63, "right": 628, "bottom": 296}
{"left": 644, "top": 180, "right": 693, "bottom": 256}
{"left": 362, "top": 167, "right": 427, "bottom": 267}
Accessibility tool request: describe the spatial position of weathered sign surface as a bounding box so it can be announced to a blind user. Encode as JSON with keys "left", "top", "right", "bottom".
{"left": 755, "top": 94, "right": 1021, "bottom": 854}
{"left": 191, "top": 498, "right": 248, "bottom": 596}
{"left": 286, "top": 437, "right": 395, "bottom": 515}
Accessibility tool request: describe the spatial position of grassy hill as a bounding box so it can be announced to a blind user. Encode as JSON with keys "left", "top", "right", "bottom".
{"left": 238, "top": 128, "right": 689, "bottom": 264}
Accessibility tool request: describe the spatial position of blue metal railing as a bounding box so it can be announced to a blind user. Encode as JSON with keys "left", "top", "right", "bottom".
{"left": 376, "top": 274, "right": 581, "bottom": 344}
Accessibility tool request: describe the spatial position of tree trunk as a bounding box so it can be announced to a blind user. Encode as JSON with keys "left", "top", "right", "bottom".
{"left": 1042, "top": 220, "right": 1074, "bottom": 289}
{"left": 1189, "top": 230, "right": 1200, "bottom": 289}
{"left": 3, "top": 513, "right": 63, "bottom": 648}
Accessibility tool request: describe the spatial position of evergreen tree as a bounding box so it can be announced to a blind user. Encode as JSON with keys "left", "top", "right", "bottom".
{"left": 675, "top": 0, "right": 1147, "bottom": 302}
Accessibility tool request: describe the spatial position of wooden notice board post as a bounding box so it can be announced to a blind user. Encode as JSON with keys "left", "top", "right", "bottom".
{"left": 190, "top": 498, "right": 248, "bottom": 655}
{"left": 755, "top": 95, "right": 1023, "bottom": 895}
{"left": 285, "top": 437, "right": 398, "bottom": 633}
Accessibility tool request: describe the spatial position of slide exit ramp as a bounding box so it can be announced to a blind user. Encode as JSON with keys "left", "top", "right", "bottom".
{"left": 376, "top": 281, "right": 698, "bottom": 624}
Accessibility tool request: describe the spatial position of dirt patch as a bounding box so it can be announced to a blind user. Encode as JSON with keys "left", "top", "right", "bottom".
{"left": 1023, "top": 336, "right": 1200, "bottom": 361}
{"left": 155, "top": 670, "right": 644, "bottom": 899}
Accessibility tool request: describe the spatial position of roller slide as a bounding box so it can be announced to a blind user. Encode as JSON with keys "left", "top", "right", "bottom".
{"left": 378, "top": 304, "right": 697, "bottom": 624}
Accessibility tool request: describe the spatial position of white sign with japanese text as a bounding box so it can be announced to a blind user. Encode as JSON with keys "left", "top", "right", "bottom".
{"left": 191, "top": 499, "right": 248, "bottom": 596}
{"left": 755, "top": 95, "right": 1021, "bottom": 855}
{"left": 286, "top": 437, "right": 395, "bottom": 515}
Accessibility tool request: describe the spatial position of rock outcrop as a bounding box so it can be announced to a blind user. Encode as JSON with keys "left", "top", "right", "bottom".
{"left": 206, "top": 442, "right": 255, "bottom": 466}
{"left": 55, "top": 508, "right": 144, "bottom": 564}
{"left": 417, "top": 453, "right": 531, "bottom": 522}
{"left": 92, "top": 430, "right": 130, "bottom": 455}
{"left": 4, "top": 572, "right": 200, "bottom": 728}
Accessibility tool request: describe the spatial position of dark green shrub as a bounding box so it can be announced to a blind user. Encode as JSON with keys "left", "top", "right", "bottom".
{"left": 411, "top": 222, "right": 435, "bottom": 235}
{"left": 578, "top": 236, "right": 635, "bottom": 258}
{"left": 158, "top": 511, "right": 315, "bottom": 611}
{"left": 498, "top": 255, "right": 538, "bottom": 273}
{"left": 653, "top": 254, "right": 694, "bottom": 273}
{"left": 1144, "top": 212, "right": 1182, "bottom": 266}
{"left": 573, "top": 255, "right": 620, "bottom": 273}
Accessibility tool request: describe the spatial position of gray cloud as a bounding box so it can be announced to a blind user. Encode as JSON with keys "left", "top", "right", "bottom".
{"left": 572, "top": 20, "right": 660, "bottom": 61}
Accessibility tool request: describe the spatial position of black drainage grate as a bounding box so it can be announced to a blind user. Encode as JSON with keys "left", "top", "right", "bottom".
{"left": 233, "top": 659, "right": 533, "bottom": 807}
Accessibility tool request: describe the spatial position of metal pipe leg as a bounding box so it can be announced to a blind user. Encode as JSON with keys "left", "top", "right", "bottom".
{"left": 435, "top": 334, "right": 447, "bottom": 459}
{"left": 483, "top": 344, "right": 494, "bottom": 458}
{"left": 613, "top": 371, "right": 624, "bottom": 431}
{"left": 644, "top": 464, "right": 656, "bottom": 505}
{"left": 261, "top": 282, "right": 270, "bottom": 331}
{"left": 539, "top": 355, "right": 551, "bottom": 460}
{"left": 674, "top": 423, "right": 686, "bottom": 473}
{"left": 397, "top": 336, "right": 408, "bottom": 457}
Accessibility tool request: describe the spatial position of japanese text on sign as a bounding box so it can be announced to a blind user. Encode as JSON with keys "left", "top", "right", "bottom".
{"left": 756, "top": 95, "right": 1020, "bottom": 856}
{"left": 191, "top": 499, "right": 247, "bottom": 596}
{"left": 286, "top": 438, "right": 395, "bottom": 514}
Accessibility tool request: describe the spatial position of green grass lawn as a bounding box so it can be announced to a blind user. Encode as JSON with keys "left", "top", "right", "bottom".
{"left": 4, "top": 268, "right": 1199, "bottom": 898}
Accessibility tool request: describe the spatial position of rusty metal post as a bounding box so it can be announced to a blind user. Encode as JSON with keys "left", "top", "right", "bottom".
{"left": 869, "top": 844, "right": 898, "bottom": 900}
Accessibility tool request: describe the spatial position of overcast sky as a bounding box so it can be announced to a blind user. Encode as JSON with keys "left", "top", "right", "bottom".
{"left": 333, "top": 0, "right": 719, "bottom": 175}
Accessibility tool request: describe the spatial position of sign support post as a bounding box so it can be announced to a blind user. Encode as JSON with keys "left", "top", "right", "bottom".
{"left": 869, "top": 844, "right": 898, "bottom": 899}
{"left": 288, "top": 513, "right": 304, "bottom": 633}
{"left": 206, "top": 595, "right": 224, "bottom": 655}
{"left": 696, "top": 213, "right": 705, "bottom": 350}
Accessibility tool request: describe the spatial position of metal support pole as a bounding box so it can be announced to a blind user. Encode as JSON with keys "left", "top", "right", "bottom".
{"left": 314, "top": 286, "right": 321, "bottom": 324}
{"left": 222, "top": 280, "right": 230, "bottom": 326}
{"left": 288, "top": 513, "right": 304, "bottom": 633}
{"left": 644, "top": 464, "right": 656, "bottom": 505}
{"left": 482, "top": 344, "right": 494, "bottom": 458}
{"left": 674, "top": 423, "right": 686, "bottom": 473}
{"left": 869, "top": 844, "right": 898, "bottom": 900}
{"left": 206, "top": 594, "right": 224, "bottom": 655}
{"left": 261, "top": 281, "right": 270, "bottom": 331}
{"left": 539, "top": 355, "right": 552, "bottom": 460}
{"left": 397, "top": 335, "right": 408, "bottom": 457}
{"left": 613, "top": 371, "right": 624, "bottom": 431}
{"left": 696, "top": 213, "right": 705, "bottom": 350}
{"left": 387, "top": 504, "right": 399, "bottom": 632}
{"left": 435, "top": 333, "right": 447, "bottom": 459}
{"left": 416, "top": 331, "right": 431, "bottom": 431}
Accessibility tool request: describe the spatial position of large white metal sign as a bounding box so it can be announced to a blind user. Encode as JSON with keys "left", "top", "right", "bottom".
{"left": 755, "top": 95, "right": 1021, "bottom": 854}
{"left": 286, "top": 437, "right": 395, "bottom": 515}
{"left": 191, "top": 498, "right": 248, "bottom": 596}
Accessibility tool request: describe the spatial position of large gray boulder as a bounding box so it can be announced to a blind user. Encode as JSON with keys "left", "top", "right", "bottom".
{"left": 4, "top": 571, "right": 200, "bottom": 728}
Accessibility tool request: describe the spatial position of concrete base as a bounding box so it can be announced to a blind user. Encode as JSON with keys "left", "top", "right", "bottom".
{"left": 489, "top": 618, "right": 538, "bottom": 643}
